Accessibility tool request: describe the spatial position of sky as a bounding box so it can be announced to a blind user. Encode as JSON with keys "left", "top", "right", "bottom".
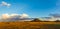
{"left": 0, "top": 0, "right": 59, "bottom": 18}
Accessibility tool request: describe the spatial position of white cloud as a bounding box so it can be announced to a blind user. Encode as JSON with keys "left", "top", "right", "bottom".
{"left": 0, "top": 1, "right": 11, "bottom": 8}
{"left": 1, "top": 13, "right": 29, "bottom": 19}
{"left": 2, "top": 13, "right": 10, "bottom": 19}
{"left": 10, "top": 14, "right": 20, "bottom": 16}
{"left": 20, "top": 13, "right": 29, "bottom": 18}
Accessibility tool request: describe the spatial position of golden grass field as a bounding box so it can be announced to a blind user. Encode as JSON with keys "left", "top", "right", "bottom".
{"left": 0, "top": 22, "right": 60, "bottom": 29}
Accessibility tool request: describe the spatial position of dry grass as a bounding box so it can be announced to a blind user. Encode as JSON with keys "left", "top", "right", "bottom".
{"left": 0, "top": 22, "right": 60, "bottom": 29}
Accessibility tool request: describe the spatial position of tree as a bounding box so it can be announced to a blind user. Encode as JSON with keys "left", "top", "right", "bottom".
{"left": 31, "top": 18, "right": 41, "bottom": 22}
{"left": 55, "top": 20, "right": 60, "bottom": 22}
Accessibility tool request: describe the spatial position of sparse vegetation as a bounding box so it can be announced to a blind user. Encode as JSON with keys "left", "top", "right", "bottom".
{"left": 0, "top": 18, "right": 60, "bottom": 29}
{"left": 55, "top": 20, "right": 60, "bottom": 22}
{"left": 0, "top": 22, "right": 59, "bottom": 29}
{"left": 31, "top": 18, "right": 42, "bottom": 22}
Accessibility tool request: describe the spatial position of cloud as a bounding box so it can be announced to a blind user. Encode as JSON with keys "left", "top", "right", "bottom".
{"left": 2, "top": 13, "right": 10, "bottom": 19}
{"left": 49, "top": 13, "right": 60, "bottom": 18}
{"left": 20, "top": 13, "right": 29, "bottom": 18}
{"left": 1, "top": 13, "right": 29, "bottom": 19}
{"left": 10, "top": 14, "right": 20, "bottom": 16}
{"left": 0, "top": 1, "right": 11, "bottom": 8}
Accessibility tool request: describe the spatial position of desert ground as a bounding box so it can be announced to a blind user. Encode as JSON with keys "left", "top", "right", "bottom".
{"left": 0, "top": 22, "right": 60, "bottom": 29}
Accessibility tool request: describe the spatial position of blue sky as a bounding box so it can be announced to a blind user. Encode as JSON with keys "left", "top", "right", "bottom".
{"left": 0, "top": 0, "right": 59, "bottom": 18}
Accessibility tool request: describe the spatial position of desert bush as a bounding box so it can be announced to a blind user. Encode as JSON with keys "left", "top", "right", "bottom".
{"left": 31, "top": 18, "right": 42, "bottom": 22}
{"left": 55, "top": 20, "right": 60, "bottom": 22}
